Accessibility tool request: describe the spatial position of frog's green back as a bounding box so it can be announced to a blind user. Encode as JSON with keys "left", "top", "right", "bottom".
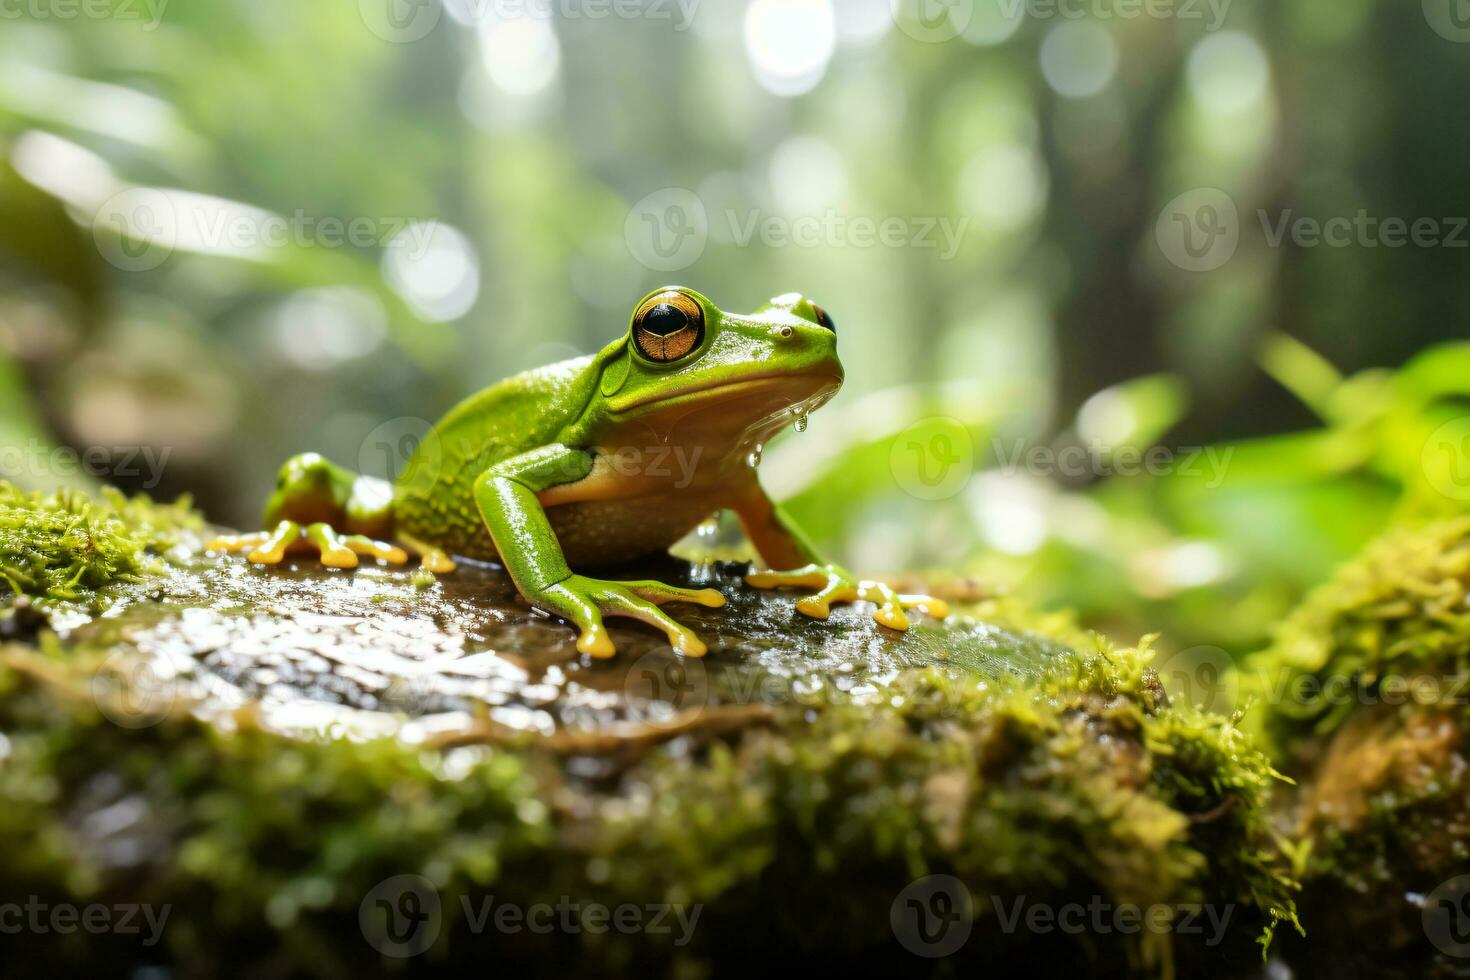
{"left": 392, "top": 355, "right": 598, "bottom": 556}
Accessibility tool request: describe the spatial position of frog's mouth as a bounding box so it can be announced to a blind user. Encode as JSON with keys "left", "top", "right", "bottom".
{"left": 612, "top": 372, "right": 841, "bottom": 416}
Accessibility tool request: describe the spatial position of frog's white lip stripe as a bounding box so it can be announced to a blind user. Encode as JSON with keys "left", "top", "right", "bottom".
{"left": 613, "top": 372, "right": 841, "bottom": 414}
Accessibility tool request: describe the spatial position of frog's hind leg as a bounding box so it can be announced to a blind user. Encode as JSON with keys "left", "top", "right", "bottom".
{"left": 208, "top": 452, "right": 408, "bottom": 568}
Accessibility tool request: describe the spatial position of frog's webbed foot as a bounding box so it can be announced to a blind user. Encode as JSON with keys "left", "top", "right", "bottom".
{"left": 745, "top": 563, "right": 949, "bottom": 631}
{"left": 208, "top": 520, "right": 409, "bottom": 569}
{"left": 529, "top": 575, "right": 725, "bottom": 659}
{"left": 415, "top": 547, "right": 457, "bottom": 575}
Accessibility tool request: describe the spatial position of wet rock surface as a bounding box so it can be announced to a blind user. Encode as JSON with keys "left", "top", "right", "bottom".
{"left": 66, "top": 545, "right": 1069, "bottom": 748}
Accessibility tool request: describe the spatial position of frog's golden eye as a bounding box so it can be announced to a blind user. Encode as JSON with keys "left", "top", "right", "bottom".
{"left": 810, "top": 303, "right": 835, "bottom": 334}
{"left": 632, "top": 290, "right": 704, "bottom": 363}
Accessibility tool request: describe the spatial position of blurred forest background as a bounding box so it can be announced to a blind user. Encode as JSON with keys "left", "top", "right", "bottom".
{"left": 3, "top": 0, "right": 1470, "bottom": 662}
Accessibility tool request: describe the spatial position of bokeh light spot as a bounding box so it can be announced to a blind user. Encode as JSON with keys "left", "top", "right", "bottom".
{"left": 744, "top": 0, "right": 837, "bottom": 97}
{"left": 1040, "top": 21, "right": 1118, "bottom": 99}
{"left": 272, "top": 288, "right": 388, "bottom": 371}
{"left": 383, "top": 222, "right": 481, "bottom": 322}
{"left": 769, "top": 135, "right": 849, "bottom": 214}
{"left": 959, "top": 143, "right": 1049, "bottom": 231}
{"left": 963, "top": 0, "right": 1026, "bottom": 46}
{"left": 480, "top": 16, "right": 561, "bottom": 97}
{"left": 1187, "top": 31, "right": 1270, "bottom": 115}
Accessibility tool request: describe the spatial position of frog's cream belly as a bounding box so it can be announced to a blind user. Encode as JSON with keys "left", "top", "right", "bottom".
{"left": 412, "top": 492, "right": 719, "bottom": 568}
{"left": 545, "top": 494, "right": 719, "bottom": 567}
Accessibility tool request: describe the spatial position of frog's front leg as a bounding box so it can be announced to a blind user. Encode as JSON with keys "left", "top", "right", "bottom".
{"left": 732, "top": 481, "right": 948, "bottom": 630}
{"left": 208, "top": 452, "right": 408, "bottom": 568}
{"left": 474, "top": 445, "right": 725, "bottom": 659}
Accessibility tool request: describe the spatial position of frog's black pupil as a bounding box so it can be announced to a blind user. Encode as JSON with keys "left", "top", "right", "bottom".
{"left": 643, "top": 303, "right": 688, "bottom": 336}
{"left": 814, "top": 305, "right": 835, "bottom": 333}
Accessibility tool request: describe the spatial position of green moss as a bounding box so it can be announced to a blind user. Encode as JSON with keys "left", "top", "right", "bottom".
{"left": 0, "top": 487, "right": 1299, "bottom": 976}
{"left": 1244, "top": 516, "right": 1470, "bottom": 759}
{"left": 0, "top": 481, "right": 200, "bottom": 608}
{"left": 1243, "top": 519, "right": 1470, "bottom": 975}
{"left": 0, "top": 632, "right": 1297, "bottom": 976}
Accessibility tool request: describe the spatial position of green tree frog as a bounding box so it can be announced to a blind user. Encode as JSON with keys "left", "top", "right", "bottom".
{"left": 210, "top": 287, "right": 948, "bottom": 658}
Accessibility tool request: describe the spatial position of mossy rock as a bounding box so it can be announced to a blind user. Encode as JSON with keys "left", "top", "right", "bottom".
{"left": 0, "top": 484, "right": 1296, "bottom": 977}
{"left": 1244, "top": 518, "right": 1470, "bottom": 978}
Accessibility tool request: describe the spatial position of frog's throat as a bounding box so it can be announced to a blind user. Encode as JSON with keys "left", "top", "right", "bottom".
{"left": 734, "top": 384, "right": 841, "bottom": 446}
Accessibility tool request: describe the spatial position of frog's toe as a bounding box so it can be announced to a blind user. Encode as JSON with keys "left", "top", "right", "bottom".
{"left": 899, "top": 593, "right": 950, "bottom": 619}
{"left": 245, "top": 520, "right": 303, "bottom": 564}
{"left": 793, "top": 578, "right": 859, "bottom": 620}
{"left": 533, "top": 580, "right": 614, "bottom": 658}
{"left": 417, "top": 548, "right": 457, "bottom": 575}
{"left": 213, "top": 520, "right": 412, "bottom": 571}
{"left": 857, "top": 584, "right": 951, "bottom": 630}
{"left": 301, "top": 522, "right": 407, "bottom": 568}
{"left": 748, "top": 563, "right": 856, "bottom": 620}
{"left": 532, "top": 576, "right": 710, "bottom": 659}
{"left": 576, "top": 623, "right": 616, "bottom": 659}
{"left": 624, "top": 581, "right": 726, "bottom": 608}
{"left": 343, "top": 535, "right": 410, "bottom": 565}
{"left": 856, "top": 580, "right": 909, "bottom": 631}
{"left": 747, "top": 562, "right": 947, "bottom": 631}
{"left": 206, "top": 531, "right": 272, "bottom": 555}
{"left": 745, "top": 564, "right": 831, "bottom": 591}
{"left": 303, "top": 522, "right": 358, "bottom": 568}
{"left": 602, "top": 591, "right": 708, "bottom": 657}
{"left": 209, "top": 521, "right": 306, "bottom": 565}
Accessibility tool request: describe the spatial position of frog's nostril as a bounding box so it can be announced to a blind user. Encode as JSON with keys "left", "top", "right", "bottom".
{"left": 778, "top": 325, "right": 794, "bottom": 339}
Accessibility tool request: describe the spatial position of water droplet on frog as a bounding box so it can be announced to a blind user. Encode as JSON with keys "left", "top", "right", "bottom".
{"left": 794, "top": 413, "right": 808, "bottom": 433}
{"left": 746, "top": 445, "right": 763, "bottom": 467}
{"left": 696, "top": 518, "right": 719, "bottom": 542}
